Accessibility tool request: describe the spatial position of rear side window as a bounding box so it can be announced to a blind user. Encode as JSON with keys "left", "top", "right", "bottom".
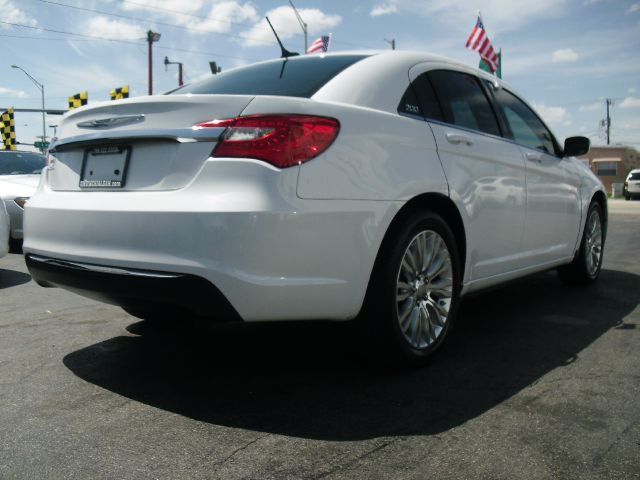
{"left": 397, "top": 74, "right": 443, "bottom": 121}
{"left": 428, "top": 70, "right": 501, "bottom": 136}
{"left": 628, "top": 171, "right": 640, "bottom": 181}
{"left": 171, "top": 55, "right": 368, "bottom": 98}
{"left": 492, "top": 88, "right": 557, "bottom": 154}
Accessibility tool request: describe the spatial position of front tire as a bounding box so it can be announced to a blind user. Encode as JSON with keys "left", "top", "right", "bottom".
{"left": 361, "top": 211, "right": 461, "bottom": 367}
{"left": 557, "top": 202, "right": 604, "bottom": 284}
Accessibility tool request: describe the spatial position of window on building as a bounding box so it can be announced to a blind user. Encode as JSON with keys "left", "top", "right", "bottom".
{"left": 596, "top": 162, "right": 618, "bottom": 176}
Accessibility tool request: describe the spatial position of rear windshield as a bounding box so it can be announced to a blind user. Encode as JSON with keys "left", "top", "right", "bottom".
{"left": 629, "top": 172, "right": 640, "bottom": 181}
{"left": 171, "top": 55, "right": 368, "bottom": 98}
{"left": 0, "top": 152, "right": 45, "bottom": 175}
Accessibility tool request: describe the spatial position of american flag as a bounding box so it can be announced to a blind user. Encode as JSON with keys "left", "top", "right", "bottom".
{"left": 465, "top": 16, "right": 498, "bottom": 73}
{"left": 306, "top": 35, "right": 330, "bottom": 54}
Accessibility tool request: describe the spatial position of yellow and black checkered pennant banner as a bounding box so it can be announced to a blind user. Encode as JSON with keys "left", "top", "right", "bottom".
{"left": 109, "top": 85, "right": 129, "bottom": 101}
{"left": 0, "top": 107, "right": 17, "bottom": 151}
{"left": 68, "top": 91, "right": 88, "bottom": 110}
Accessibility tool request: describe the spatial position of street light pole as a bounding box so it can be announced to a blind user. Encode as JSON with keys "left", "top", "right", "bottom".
{"left": 147, "top": 30, "right": 161, "bottom": 95}
{"left": 289, "top": 0, "right": 307, "bottom": 53}
{"left": 10, "top": 64, "right": 46, "bottom": 150}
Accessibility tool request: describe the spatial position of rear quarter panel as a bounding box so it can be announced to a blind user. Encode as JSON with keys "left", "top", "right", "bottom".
{"left": 240, "top": 96, "right": 448, "bottom": 201}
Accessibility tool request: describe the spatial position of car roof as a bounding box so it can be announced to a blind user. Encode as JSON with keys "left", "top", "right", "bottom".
{"left": 313, "top": 50, "right": 517, "bottom": 114}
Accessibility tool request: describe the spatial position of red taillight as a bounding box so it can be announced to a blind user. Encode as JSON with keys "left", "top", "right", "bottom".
{"left": 195, "top": 114, "right": 340, "bottom": 168}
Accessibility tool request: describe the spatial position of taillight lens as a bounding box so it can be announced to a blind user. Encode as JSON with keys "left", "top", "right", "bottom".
{"left": 195, "top": 114, "right": 340, "bottom": 168}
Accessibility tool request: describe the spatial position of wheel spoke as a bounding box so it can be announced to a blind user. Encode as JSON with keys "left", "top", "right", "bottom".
{"left": 396, "top": 281, "right": 413, "bottom": 302}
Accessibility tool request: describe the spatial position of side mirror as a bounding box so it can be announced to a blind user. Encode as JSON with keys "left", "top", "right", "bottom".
{"left": 564, "top": 136, "right": 590, "bottom": 157}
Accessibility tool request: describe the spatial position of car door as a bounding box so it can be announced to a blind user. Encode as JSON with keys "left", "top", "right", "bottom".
{"left": 408, "top": 66, "right": 527, "bottom": 281}
{"left": 489, "top": 86, "right": 582, "bottom": 265}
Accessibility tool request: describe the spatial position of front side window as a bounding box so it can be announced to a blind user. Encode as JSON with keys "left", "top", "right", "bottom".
{"left": 492, "top": 88, "right": 557, "bottom": 154}
{"left": 428, "top": 70, "right": 501, "bottom": 136}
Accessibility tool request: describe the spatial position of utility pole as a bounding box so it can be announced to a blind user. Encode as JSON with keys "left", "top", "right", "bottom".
{"left": 289, "top": 0, "right": 307, "bottom": 53}
{"left": 606, "top": 98, "right": 612, "bottom": 145}
{"left": 384, "top": 38, "right": 396, "bottom": 50}
{"left": 147, "top": 30, "right": 161, "bottom": 95}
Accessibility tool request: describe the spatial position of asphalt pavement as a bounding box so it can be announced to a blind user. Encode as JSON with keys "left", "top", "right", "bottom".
{"left": 0, "top": 199, "right": 638, "bottom": 479}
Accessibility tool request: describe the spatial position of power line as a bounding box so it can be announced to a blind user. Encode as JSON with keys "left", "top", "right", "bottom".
{"left": 0, "top": 21, "right": 260, "bottom": 61}
{"left": 30, "top": 0, "right": 277, "bottom": 47}
{"left": 29, "top": 0, "right": 379, "bottom": 51}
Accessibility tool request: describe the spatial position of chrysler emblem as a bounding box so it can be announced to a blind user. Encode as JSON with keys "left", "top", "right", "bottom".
{"left": 77, "top": 114, "right": 145, "bottom": 129}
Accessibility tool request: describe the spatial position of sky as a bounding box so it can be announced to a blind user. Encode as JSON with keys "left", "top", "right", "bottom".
{"left": 1, "top": 0, "right": 639, "bottom": 151}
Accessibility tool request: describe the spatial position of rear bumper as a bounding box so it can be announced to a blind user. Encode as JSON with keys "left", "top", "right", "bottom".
{"left": 23, "top": 160, "right": 398, "bottom": 321}
{"left": 26, "top": 254, "right": 242, "bottom": 321}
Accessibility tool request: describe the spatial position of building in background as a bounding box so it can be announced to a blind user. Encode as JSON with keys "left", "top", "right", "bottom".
{"left": 579, "top": 145, "right": 640, "bottom": 194}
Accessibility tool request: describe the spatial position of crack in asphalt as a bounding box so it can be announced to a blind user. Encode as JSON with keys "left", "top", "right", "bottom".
{"left": 213, "top": 432, "right": 272, "bottom": 469}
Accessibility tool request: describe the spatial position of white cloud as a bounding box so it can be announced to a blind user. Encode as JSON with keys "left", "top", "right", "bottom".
{"left": 371, "top": 3, "right": 398, "bottom": 17}
{"left": 120, "top": 0, "right": 257, "bottom": 35}
{"left": 240, "top": 6, "right": 341, "bottom": 48}
{"left": 189, "top": 1, "right": 259, "bottom": 34}
{"left": 579, "top": 102, "right": 602, "bottom": 112}
{"left": 627, "top": 3, "right": 640, "bottom": 14}
{"left": 552, "top": 48, "right": 579, "bottom": 62}
{"left": 86, "top": 17, "right": 144, "bottom": 40}
{"left": 620, "top": 97, "right": 640, "bottom": 108}
{"left": 0, "top": 0, "right": 37, "bottom": 27}
{"left": 386, "top": 0, "right": 570, "bottom": 34}
{"left": 531, "top": 102, "right": 569, "bottom": 126}
{"left": 0, "top": 86, "right": 29, "bottom": 98}
{"left": 629, "top": 87, "right": 637, "bottom": 93}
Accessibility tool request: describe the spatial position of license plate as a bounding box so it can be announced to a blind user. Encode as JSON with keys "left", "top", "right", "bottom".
{"left": 80, "top": 145, "right": 130, "bottom": 188}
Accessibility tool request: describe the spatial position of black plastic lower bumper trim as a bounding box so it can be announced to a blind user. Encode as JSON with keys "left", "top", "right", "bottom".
{"left": 25, "top": 254, "right": 242, "bottom": 322}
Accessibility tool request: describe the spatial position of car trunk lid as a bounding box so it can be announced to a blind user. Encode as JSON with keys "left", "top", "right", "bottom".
{"left": 48, "top": 94, "right": 254, "bottom": 191}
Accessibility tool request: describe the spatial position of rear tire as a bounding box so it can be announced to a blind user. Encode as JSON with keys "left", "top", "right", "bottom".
{"left": 358, "top": 211, "right": 461, "bottom": 367}
{"left": 557, "top": 202, "right": 604, "bottom": 285}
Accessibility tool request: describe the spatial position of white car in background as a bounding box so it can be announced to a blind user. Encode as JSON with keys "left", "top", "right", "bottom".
{"left": 0, "top": 199, "right": 9, "bottom": 258}
{"left": 0, "top": 150, "right": 45, "bottom": 248}
{"left": 624, "top": 168, "right": 640, "bottom": 200}
{"left": 24, "top": 51, "right": 606, "bottom": 366}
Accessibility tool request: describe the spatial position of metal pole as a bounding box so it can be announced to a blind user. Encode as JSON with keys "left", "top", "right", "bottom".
{"left": 10, "top": 65, "right": 47, "bottom": 149}
{"left": 178, "top": 63, "right": 183, "bottom": 86}
{"left": 606, "top": 98, "right": 611, "bottom": 145}
{"left": 147, "top": 31, "right": 153, "bottom": 95}
{"left": 289, "top": 0, "right": 307, "bottom": 52}
{"left": 41, "top": 84, "right": 46, "bottom": 149}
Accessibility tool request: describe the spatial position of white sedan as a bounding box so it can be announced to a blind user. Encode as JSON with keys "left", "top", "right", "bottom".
{"left": 24, "top": 51, "right": 606, "bottom": 365}
{"left": 0, "top": 150, "right": 45, "bottom": 248}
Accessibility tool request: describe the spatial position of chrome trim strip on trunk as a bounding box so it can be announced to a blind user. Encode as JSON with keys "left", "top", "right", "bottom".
{"left": 27, "top": 254, "right": 182, "bottom": 279}
{"left": 49, "top": 127, "right": 226, "bottom": 152}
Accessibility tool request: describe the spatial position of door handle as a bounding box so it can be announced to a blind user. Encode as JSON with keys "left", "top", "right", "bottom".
{"left": 446, "top": 133, "right": 474, "bottom": 146}
{"left": 525, "top": 152, "right": 543, "bottom": 163}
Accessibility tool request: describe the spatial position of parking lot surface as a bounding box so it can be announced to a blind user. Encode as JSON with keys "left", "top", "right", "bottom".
{"left": 1, "top": 200, "right": 639, "bottom": 479}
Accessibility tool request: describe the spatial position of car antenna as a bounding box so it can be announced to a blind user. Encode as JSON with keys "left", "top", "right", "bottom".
{"left": 265, "top": 16, "right": 299, "bottom": 58}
